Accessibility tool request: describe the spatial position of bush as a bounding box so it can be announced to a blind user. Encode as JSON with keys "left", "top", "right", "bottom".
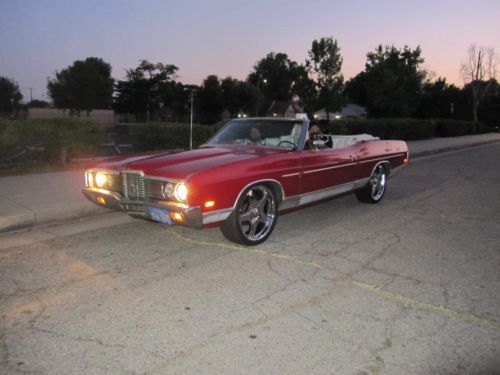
{"left": 322, "top": 118, "right": 484, "bottom": 141}
{"left": 433, "top": 119, "right": 480, "bottom": 137}
{"left": 131, "top": 122, "right": 215, "bottom": 151}
{"left": 0, "top": 117, "right": 105, "bottom": 165}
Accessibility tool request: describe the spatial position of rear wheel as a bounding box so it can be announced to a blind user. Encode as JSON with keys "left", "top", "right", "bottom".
{"left": 221, "top": 184, "right": 277, "bottom": 246}
{"left": 355, "top": 164, "right": 387, "bottom": 203}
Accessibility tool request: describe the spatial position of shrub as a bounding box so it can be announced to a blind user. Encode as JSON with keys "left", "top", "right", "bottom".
{"left": 433, "top": 119, "right": 479, "bottom": 137}
{"left": 323, "top": 118, "right": 483, "bottom": 141}
{"left": 131, "top": 122, "right": 215, "bottom": 151}
{"left": 0, "top": 117, "right": 105, "bottom": 165}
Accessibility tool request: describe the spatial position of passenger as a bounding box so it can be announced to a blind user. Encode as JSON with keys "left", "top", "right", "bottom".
{"left": 247, "top": 127, "right": 265, "bottom": 145}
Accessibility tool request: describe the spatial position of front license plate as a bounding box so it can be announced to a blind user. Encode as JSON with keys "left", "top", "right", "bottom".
{"left": 148, "top": 207, "right": 172, "bottom": 224}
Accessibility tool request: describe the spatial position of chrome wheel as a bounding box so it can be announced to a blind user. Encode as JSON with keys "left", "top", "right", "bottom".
{"left": 355, "top": 163, "right": 388, "bottom": 204}
{"left": 238, "top": 185, "right": 276, "bottom": 242}
{"left": 221, "top": 184, "right": 278, "bottom": 245}
{"left": 370, "top": 164, "right": 387, "bottom": 201}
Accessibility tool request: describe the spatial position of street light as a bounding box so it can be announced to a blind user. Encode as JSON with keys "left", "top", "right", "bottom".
{"left": 184, "top": 87, "right": 196, "bottom": 150}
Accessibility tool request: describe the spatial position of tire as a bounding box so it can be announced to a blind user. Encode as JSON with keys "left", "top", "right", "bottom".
{"left": 221, "top": 184, "right": 278, "bottom": 246}
{"left": 355, "top": 163, "right": 388, "bottom": 204}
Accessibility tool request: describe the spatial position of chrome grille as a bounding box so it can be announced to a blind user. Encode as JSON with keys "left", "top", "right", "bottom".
{"left": 123, "top": 172, "right": 146, "bottom": 200}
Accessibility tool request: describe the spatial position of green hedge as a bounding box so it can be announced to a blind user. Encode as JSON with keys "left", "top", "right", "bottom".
{"left": 131, "top": 122, "right": 216, "bottom": 151}
{"left": 323, "top": 118, "right": 485, "bottom": 141}
{"left": 0, "top": 117, "right": 105, "bottom": 164}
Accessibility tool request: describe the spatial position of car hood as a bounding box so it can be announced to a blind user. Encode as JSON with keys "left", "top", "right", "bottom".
{"left": 97, "top": 146, "right": 288, "bottom": 180}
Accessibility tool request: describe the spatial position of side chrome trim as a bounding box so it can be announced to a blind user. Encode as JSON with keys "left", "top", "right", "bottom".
{"left": 282, "top": 172, "right": 300, "bottom": 178}
{"left": 279, "top": 178, "right": 369, "bottom": 211}
{"left": 202, "top": 208, "right": 233, "bottom": 225}
{"left": 359, "top": 153, "right": 405, "bottom": 164}
{"left": 303, "top": 162, "right": 357, "bottom": 175}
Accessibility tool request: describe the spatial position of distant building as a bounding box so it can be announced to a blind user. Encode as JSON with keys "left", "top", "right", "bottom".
{"left": 267, "top": 100, "right": 304, "bottom": 118}
{"left": 313, "top": 104, "right": 367, "bottom": 120}
{"left": 27, "top": 108, "right": 114, "bottom": 127}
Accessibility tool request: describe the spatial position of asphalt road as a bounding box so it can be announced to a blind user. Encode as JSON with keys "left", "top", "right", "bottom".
{"left": 1, "top": 144, "right": 499, "bottom": 375}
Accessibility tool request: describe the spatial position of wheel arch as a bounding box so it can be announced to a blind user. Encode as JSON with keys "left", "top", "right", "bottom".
{"left": 232, "top": 179, "right": 284, "bottom": 209}
{"left": 371, "top": 160, "right": 391, "bottom": 176}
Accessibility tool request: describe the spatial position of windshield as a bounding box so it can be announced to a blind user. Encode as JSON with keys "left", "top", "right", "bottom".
{"left": 207, "top": 119, "right": 304, "bottom": 149}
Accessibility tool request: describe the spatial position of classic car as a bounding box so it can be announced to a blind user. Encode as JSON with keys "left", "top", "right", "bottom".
{"left": 83, "top": 118, "right": 408, "bottom": 245}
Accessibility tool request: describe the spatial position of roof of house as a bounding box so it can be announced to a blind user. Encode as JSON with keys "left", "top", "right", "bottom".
{"left": 268, "top": 100, "right": 304, "bottom": 115}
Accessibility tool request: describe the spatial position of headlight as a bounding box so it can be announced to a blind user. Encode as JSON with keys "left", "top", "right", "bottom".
{"left": 95, "top": 172, "right": 108, "bottom": 188}
{"left": 174, "top": 183, "right": 188, "bottom": 202}
{"left": 162, "top": 182, "right": 188, "bottom": 202}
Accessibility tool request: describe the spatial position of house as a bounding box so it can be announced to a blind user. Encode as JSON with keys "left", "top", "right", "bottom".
{"left": 267, "top": 100, "right": 304, "bottom": 118}
{"left": 313, "top": 104, "right": 367, "bottom": 120}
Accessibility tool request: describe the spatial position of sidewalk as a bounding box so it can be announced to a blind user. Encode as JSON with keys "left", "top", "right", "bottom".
{"left": 1, "top": 133, "right": 499, "bottom": 233}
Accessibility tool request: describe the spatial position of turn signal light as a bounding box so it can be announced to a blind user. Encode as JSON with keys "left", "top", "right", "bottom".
{"left": 204, "top": 200, "right": 215, "bottom": 208}
{"left": 170, "top": 212, "right": 184, "bottom": 222}
{"left": 97, "top": 196, "right": 106, "bottom": 205}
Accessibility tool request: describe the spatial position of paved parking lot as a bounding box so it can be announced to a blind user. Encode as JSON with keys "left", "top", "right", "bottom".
{"left": 1, "top": 144, "right": 499, "bottom": 374}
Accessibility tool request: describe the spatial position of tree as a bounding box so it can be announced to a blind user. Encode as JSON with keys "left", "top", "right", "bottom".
{"left": 47, "top": 57, "right": 114, "bottom": 115}
{"left": 220, "top": 77, "right": 261, "bottom": 117}
{"left": 460, "top": 44, "right": 498, "bottom": 122}
{"left": 416, "top": 78, "right": 461, "bottom": 119}
{"left": 360, "top": 45, "right": 425, "bottom": 118}
{"left": 0, "top": 76, "right": 23, "bottom": 113}
{"left": 197, "top": 75, "right": 223, "bottom": 124}
{"left": 114, "top": 60, "right": 179, "bottom": 121}
{"left": 306, "top": 37, "right": 345, "bottom": 120}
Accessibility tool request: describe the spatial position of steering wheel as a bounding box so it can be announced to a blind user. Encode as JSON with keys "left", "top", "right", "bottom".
{"left": 277, "top": 140, "right": 297, "bottom": 149}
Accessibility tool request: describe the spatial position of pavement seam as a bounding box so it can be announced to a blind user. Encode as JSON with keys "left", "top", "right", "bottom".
{"left": 166, "top": 228, "right": 500, "bottom": 333}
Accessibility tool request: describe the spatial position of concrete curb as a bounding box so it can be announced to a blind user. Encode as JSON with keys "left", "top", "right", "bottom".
{"left": 409, "top": 138, "right": 500, "bottom": 159}
{"left": 0, "top": 200, "right": 107, "bottom": 233}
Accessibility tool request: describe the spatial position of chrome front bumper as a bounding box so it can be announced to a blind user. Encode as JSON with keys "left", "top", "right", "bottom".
{"left": 82, "top": 187, "right": 203, "bottom": 229}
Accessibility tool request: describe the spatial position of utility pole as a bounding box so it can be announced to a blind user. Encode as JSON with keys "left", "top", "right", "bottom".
{"left": 190, "top": 89, "right": 194, "bottom": 150}
{"left": 29, "top": 88, "right": 34, "bottom": 102}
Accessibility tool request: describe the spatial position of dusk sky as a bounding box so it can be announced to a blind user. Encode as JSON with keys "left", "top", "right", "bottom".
{"left": 1, "top": 0, "right": 499, "bottom": 101}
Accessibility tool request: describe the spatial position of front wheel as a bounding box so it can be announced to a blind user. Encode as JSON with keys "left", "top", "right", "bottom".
{"left": 221, "top": 184, "right": 278, "bottom": 246}
{"left": 355, "top": 164, "right": 387, "bottom": 203}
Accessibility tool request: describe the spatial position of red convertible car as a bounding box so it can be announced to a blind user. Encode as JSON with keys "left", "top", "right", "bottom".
{"left": 83, "top": 118, "right": 408, "bottom": 245}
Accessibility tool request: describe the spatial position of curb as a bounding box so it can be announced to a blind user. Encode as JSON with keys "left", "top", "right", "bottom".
{"left": 0, "top": 201, "right": 108, "bottom": 234}
{"left": 410, "top": 139, "right": 500, "bottom": 159}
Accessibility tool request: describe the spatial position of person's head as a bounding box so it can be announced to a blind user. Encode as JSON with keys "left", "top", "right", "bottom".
{"left": 249, "top": 127, "right": 261, "bottom": 142}
{"left": 309, "top": 124, "right": 322, "bottom": 140}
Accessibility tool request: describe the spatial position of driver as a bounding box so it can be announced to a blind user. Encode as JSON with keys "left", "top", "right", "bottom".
{"left": 306, "top": 124, "right": 327, "bottom": 150}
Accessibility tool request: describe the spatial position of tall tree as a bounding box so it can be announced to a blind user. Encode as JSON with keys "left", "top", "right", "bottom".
{"left": 416, "top": 78, "right": 461, "bottom": 119}
{"left": 460, "top": 44, "right": 498, "bottom": 122}
{"left": 114, "top": 60, "right": 179, "bottom": 120}
{"left": 0, "top": 76, "right": 23, "bottom": 113}
{"left": 220, "top": 77, "right": 261, "bottom": 117}
{"left": 306, "top": 37, "right": 345, "bottom": 120}
{"left": 197, "top": 75, "right": 223, "bottom": 124}
{"left": 360, "top": 45, "right": 425, "bottom": 118}
{"left": 47, "top": 57, "right": 114, "bottom": 115}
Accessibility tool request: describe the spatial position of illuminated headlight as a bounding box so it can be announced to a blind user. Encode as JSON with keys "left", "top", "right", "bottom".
{"left": 162, "top": 182, "right": 188, "bottom": 202}
{"left": 175, "top": 183, "right": 188, "bottom": 202}
{"left": 86, "top": 170, "right": 112, "bottom": 189}
{"left": 95, "top": 172, "right": 108, "bottom": 188}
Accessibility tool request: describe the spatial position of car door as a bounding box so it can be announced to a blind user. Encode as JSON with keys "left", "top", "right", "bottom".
{"left": 298, "top": 146, "right": 356, "bottom": 205}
